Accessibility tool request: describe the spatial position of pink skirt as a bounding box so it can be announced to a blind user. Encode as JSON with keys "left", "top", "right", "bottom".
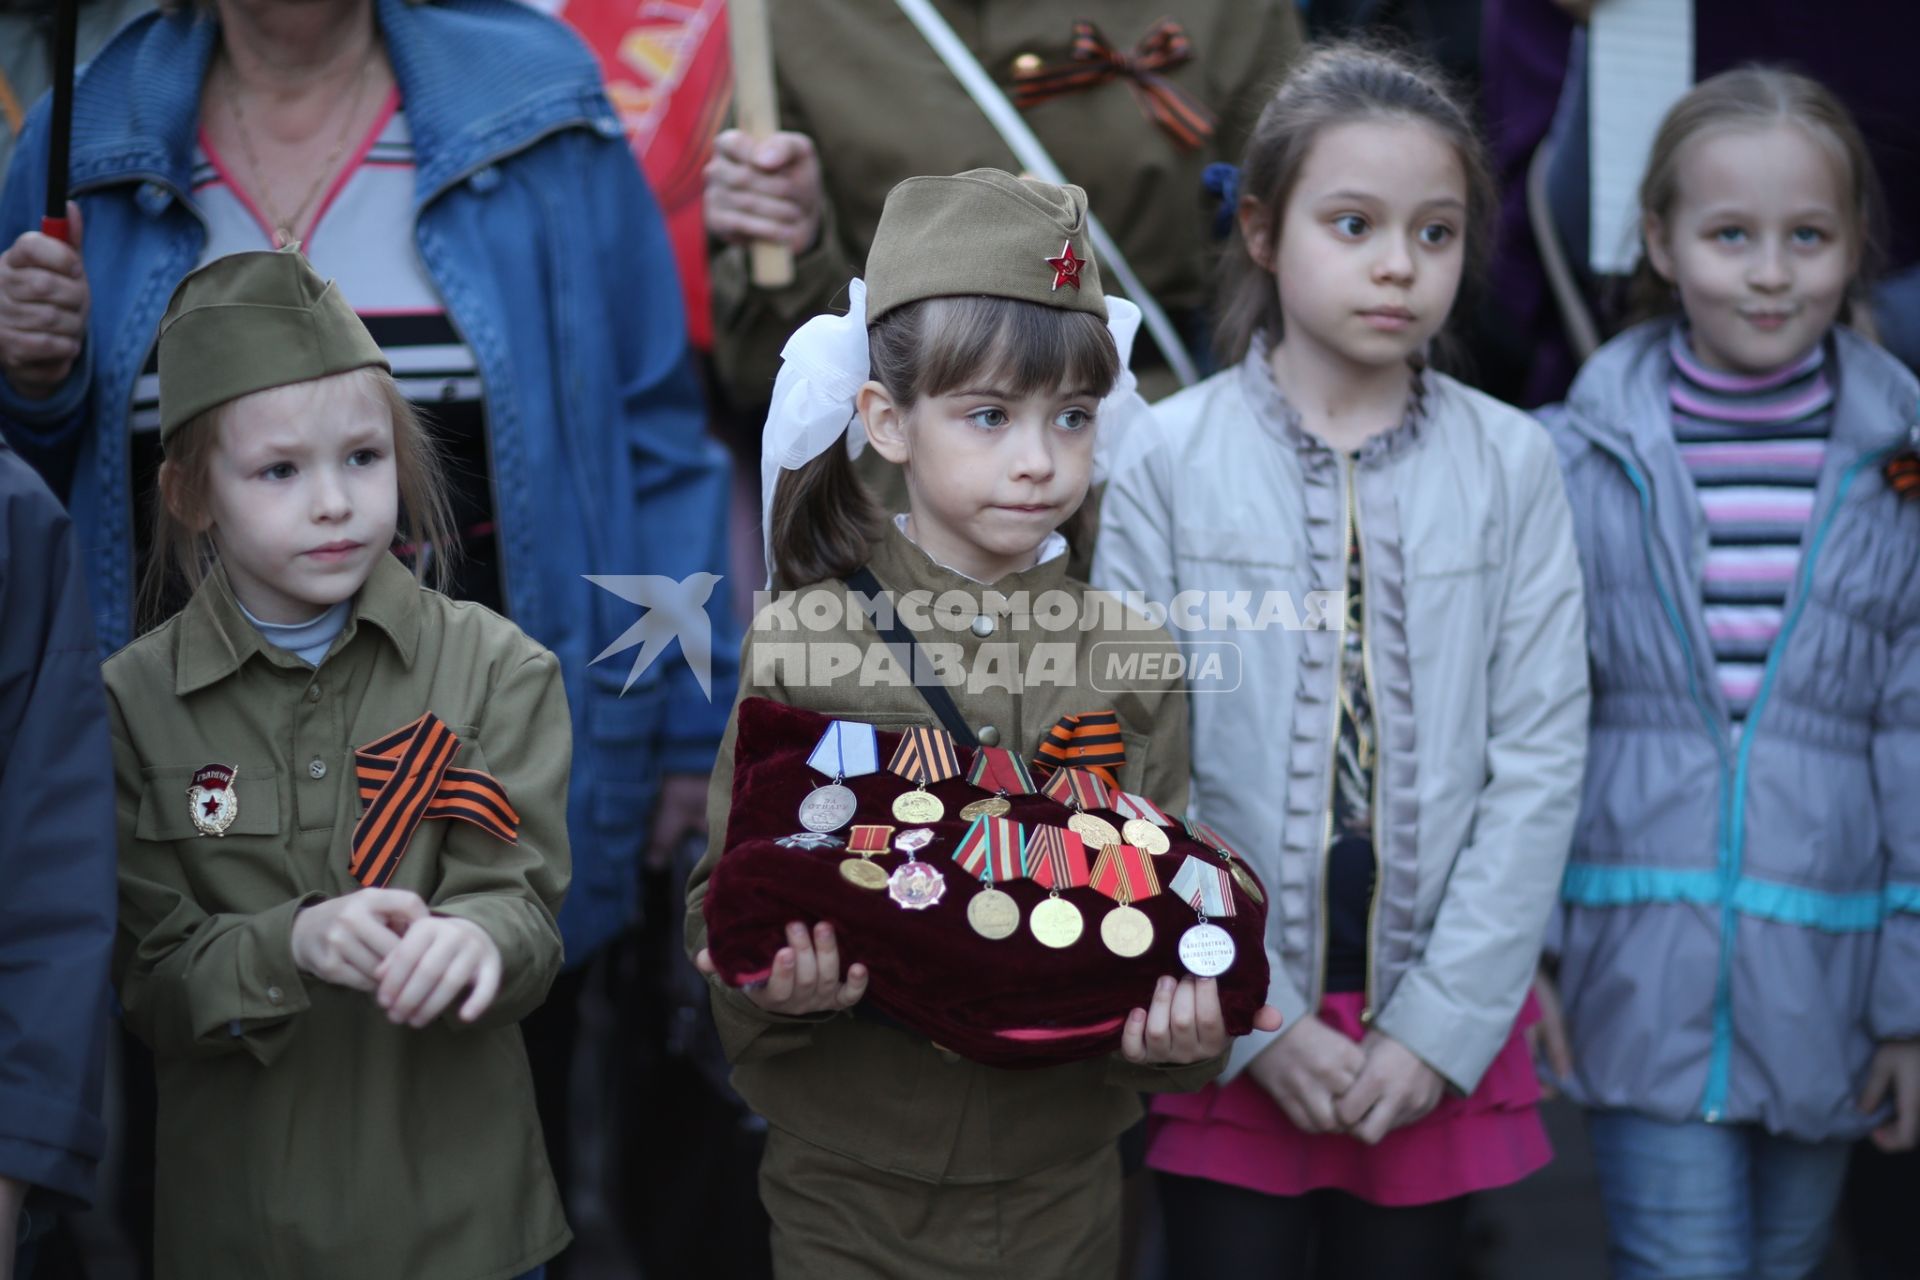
{"left": 1147, "top": 991, "right": 1551, "bottom": 1206}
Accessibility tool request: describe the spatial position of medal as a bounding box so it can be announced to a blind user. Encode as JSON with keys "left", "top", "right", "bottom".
{"left": 892, "top": 789, "right": 944, "bottom": 824}
{"left": 959, "top": 796, "right": 1011, "bottom": 821}
{"left": 1043, "top": 766, "right": 1115, "bottom": 813}
{"left": 1168, "top": 855, "right": 1239, "bottom": 976}
{"left": 800, "top": 721, "right": 879, "bottom": 834}
{"left": 1177, "top": 923, "right": 1236, "bottom": 977}
{"left": 886, "top": 726, "right": 962, "bottom": 826}
{"left": 888, "top": 859, "right": 947, "bottom": 910}
{"left": 841, "top": 823, "right": 894, "bottom": 890}
{"left": 1029, "top": 895, "right": 1084, "bottom": 948}
{"left": 964, "top": 746, "right": 1036, "bottom": 823}
{"left": 777, "top": 831, "right": 845, "bottom": 851}
{"left": 952, "top": 814, "right": 1028, "bottom": 941}
{"left": 1112, "top": 791, "right": 1175, "bottom": 827}
{"left": 1027, "top": 825, "right": 1091, "bottom": 949}
{"left": 1067, "top": 812, "right": 1122, "bottom": 851}
{"left": 1091, "top": 843, "right": 1161, "bottom": 958}
{"left": 186, "top": 763, "right": 241, "bottom": 837}
{"left": 894, "top": 827, "right": 935, "bottom": 854}
{"left": 1121, "top": 818, "right": 1171, "bottom": 856}
{"left": 967, "top": 888, "right": 1021, "bottom": 940}
{"left": 1184, "top": 816, "right": 1266, "bottom": 905}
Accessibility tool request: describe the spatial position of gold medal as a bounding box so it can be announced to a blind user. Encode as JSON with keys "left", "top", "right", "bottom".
{"left": 1122, "top": 819, "right": 1171, "bottom": 856}
{"left": 1067, "top": 813, "right": 1121, "bottom": 852}
{"left": 840, "top": 857, "right": 890, "bottom": 891}
{"left": 892, "top": 789, "right": 944, "bottom": 824}
{"left": 1100, "top": 904, "right": 1154, "bottom": 957}
{"left": 966, "top": 886, "right": 1020, "bottom": 939}
{"left": 1230, "top": 861, "right": 1266, "bottom": 905}
{"left": 959, "top": 796, "right": 1011, "bottom": 821}
{"left": 1029, "top": 895, "right": 1084, "bottom": 949}
{"left": 186, "top": 764, "right": 240, "bottom": 837}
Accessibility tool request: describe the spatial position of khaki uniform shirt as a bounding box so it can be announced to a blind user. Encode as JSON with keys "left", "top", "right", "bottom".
{"left": 709, "top": 0, "right": 1304, "bottom": 411}
{"left": 687, "top": 523, "right": 1219, "bottom": 1184}
{"left": 105, "top": 554, "right": 572, "bottom": 1280}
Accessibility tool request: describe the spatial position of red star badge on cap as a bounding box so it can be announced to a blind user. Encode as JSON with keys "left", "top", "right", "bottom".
{"left": 1046, "top": 240, "right": 1084, "bottom": 292}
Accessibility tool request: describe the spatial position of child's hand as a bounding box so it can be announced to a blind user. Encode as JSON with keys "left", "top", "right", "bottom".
{"left": 696, "top": 922, "right": 868, "bottom": 1016}
{"left": 1859, "top": 1039, "right": 1920, "bottom": 1152}
{"left": 1335, "top": 1031, "right": 1446, "bottom": 1145}
{"left": 372, "top": 916, "right": 502, "bottom": 1027}
{"left": 1247, "top": 1013, "right": 1366, "bottom": 1134}
{"left": 289, "top": 887, "right": 428, "bottom": 991}
{"left": 1120, "top": 975, "right": 1272, "bottom": 1065}
{"left": 1526, "top": 964, "right": 1575, "bottom": 1097}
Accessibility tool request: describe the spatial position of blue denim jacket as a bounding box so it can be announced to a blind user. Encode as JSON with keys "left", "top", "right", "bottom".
{"left": 0, "top": 0, "right": 739, "bottom": 959}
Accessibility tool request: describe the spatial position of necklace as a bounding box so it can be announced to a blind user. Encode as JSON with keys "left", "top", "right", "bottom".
{"left": 223, "top": 42, "right": 378, "bottom": 249}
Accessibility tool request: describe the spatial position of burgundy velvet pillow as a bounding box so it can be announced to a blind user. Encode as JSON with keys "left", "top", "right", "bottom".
{"left": 703, "top": 698, "right": 1271, "bottom": 1069}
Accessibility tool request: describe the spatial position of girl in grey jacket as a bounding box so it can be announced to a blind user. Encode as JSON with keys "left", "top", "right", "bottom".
{"left": 1096, "top": 45, "right": 1588, "bottom": 1277}
{"left": 1543, "top": 68, "right": 1920, "bottom": 1280}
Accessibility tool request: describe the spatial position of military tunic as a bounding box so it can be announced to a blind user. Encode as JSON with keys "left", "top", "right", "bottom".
{"left": 105, "top": 554, "right": 572, "bottom": 1280}
{"left": 709, "top": 0, "right": 1304, "bottom": 411}
{"left": 686, "top": 522, "right": 1216, "bottom": 1273}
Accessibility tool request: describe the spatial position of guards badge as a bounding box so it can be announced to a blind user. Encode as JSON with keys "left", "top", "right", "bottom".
{"left": 187, "top": 764, "right": 240, "bottom": 837}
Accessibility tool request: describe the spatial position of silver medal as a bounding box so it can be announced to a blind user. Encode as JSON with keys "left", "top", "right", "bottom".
{"left": 798, "top": 783, "right": 858, "bottom": 833}
{"left": 1177, "top": 922, "right": 1236, "bottom": 977}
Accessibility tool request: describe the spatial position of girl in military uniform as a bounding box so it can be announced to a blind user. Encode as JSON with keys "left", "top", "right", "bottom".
{"left": 105, "top": 249, "right": 570, "bottom": 1280}
{"left": 685, "top": 169, "right": 1276, "bottom": 1278}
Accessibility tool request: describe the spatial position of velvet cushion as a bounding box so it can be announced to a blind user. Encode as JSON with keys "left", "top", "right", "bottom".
{"left": 703, "top": 698, "right": 1271, "bottom": 1069}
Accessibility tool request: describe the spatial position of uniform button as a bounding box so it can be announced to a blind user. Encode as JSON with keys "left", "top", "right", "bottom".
{"left": 1012, "top": 52, "right": 1043, "bottom": 74}
{"left": 1359, "top": 1007, "right": 1375, "bottom": 1026}
{"left": 306, "top": 683, "right": 322, "bottom": 703}
{"left": 266, "top": 985, "right": 285, "bottom": 1006}
{"left": 977, "top": 725, "right": 1002, "bottom": 747}
{"left": 970, "top": 614, "right": 996, "bottom": 637}
{"left": 308, "top": 758, "right": 328, "bottom": 780}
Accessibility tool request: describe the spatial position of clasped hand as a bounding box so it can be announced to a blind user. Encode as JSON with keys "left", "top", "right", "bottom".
{"left": 290, "top": 888, "right": 503, "bottom": 1027}
{"left": 1249, "top": 1013, "right": 1445, "bottom": 1145}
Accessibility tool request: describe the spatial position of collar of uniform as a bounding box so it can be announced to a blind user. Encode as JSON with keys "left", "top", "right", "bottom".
{"left": 174, "top": 553, "right": 422, "bottom": 695}
{"left": 865, "top": 518, "right": 1073, "bottom": 622}
{"left": 1241, "top": 330, "right": 1427, "bottom": 463}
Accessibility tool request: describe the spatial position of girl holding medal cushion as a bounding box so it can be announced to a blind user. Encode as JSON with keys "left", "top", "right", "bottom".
{"left": 103, "top": 250, "right": 569, "bottom": 1280}
{"left": 1095, "top": 45, "right": 1589, "bottom": 1277}
{"left": 685, "top": 169, "right": 1281, "bottom": 1278}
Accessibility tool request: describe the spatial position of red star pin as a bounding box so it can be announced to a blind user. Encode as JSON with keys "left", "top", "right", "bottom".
{"left": 1046, "top": 240, "right": 1084, "bottom": 292}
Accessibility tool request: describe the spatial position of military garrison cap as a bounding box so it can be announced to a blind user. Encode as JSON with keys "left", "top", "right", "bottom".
{"left": 864, "top": 168, "right": 1107, "bottom": 322}
{"left": 157, "top": 247, "right": 389, "bottom": 443}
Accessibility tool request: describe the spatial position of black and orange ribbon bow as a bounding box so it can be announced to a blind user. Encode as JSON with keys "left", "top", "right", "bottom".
{"left": 1010, "top": 19, "right": 1217, "bottom": 151}
{"left": 351, "top": 712, "right": 520, "bottom": 889}
{"left": 1033, "top": 709, "right": 1126, "bottom": 789}
{"left": 1886, "top": 428, "right": 1920, "bottom": 500}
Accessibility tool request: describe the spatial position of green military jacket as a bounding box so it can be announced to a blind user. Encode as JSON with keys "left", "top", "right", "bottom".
{"left": 710, "top": 0, "right": 1303, "bottom": 411}
{"left": 105, "top": 554, "right": 571, "bottom": 1280}
{"left": 687, "top": 523, "right": 1220, "bottom": 1184}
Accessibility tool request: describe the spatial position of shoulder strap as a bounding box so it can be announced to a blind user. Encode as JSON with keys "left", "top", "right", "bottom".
{"left": 890, "top": 0, "right": 1199, "bottom": 389}
{"left": 844, "top": 567, "right": 978, "bottom": 748}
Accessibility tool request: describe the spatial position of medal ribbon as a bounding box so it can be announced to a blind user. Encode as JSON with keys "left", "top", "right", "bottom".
{"left": 887, "top": 726, "right": 962, "bottom": 786}
{"left": 808, "top": 720, "right": 880, "bottom": 779}
{"left": 1009, "top": 19, "right": 1217, "bottom": 151}
{"left": 1113, "top": 791, "right": 1173, "bottom": 826}
{"left": 952, "top": 816, "right": 1025, "bottom": 883}
{"left": 1042, "top": 765, "right": 1115, "bottom": 812}
{"left": 1033, "top": 710, "right": 1126, "bottom": 788}
{"left": 352, "top": 713, "right": 519, "bottom": 888}
{"left": 1182, "top": 816, "right": 1241, "bottom": 860}
{"left": 1090, "top": 843, "right": 1160, "bottom": 905}
{"left": 1026, "top": 825, "right": 1090, "bottom": 891}
{"left": 1169, "top": 856, "right": 1235, "bottom": 918}
{"left": 849, "top": 824, "right": 894, "bottom": 855}
{"left": 966, "top": 745, "right": 1037, "bottom": 795}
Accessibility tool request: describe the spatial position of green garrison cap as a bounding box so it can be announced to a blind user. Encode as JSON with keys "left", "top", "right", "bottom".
{"left": 864, "top": 168, "right": 1107, "bottom": 322}
{"left": 156, "top": 247, "right": 389, "bottom": 444}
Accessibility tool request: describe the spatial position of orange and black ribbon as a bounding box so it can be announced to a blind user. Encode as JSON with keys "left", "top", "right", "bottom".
{"left": 351, "top": 713, "right": 519, "bottom": 888}
{"left": 1887, "top": 445, "right": 1920, "bottom": 500}
{"left": 886, "top": 726, "right": 963, "bottom": 787}
{"left": 1034, "top": 710, "right": 1126, "bottom": 789}
{"left": 1010, "top": 19, "right": 1216, "bottom": 151}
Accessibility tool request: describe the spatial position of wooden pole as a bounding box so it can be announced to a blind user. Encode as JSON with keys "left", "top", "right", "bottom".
{"left": 726, "top": 0, "right": 793, "bottom": 287}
